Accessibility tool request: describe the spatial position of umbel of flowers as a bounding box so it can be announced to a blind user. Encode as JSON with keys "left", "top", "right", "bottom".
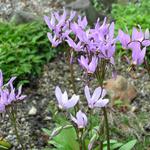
{"left": 0, "top": 71, "right": 26, "bottom": 113}
{"left": 44, "top": 9, "right": 150, "bottom": 150}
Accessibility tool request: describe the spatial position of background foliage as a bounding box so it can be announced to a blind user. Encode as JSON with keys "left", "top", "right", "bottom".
{"left": 0, "top": 21, "right": 58, "bottom": 84}
{"left": 111, "top": 0, "right": 150, "bottom": 67}
{"left": 111, "top": 0, "right": 150, "bottom": 31}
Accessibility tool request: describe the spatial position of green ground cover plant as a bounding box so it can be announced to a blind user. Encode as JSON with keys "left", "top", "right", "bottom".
{"left": 0, "top": 21, "right": 58, "bottom": 84}
{"left": 111, "top": 0, "right": 150, "bottom": 31}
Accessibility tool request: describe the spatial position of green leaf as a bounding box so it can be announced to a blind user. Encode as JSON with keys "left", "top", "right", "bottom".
{"left": 0, "top": 20, "right": 60, "bottom": 83}
{"left": 103, "top": 139, "right": 118, "bottom": 145}
{"left": 111, "top": 143, "right": 123, "bottom": 149}
{"left": 42, "top": 128, "right": 52, "bottom": 136}
{"left": 119, "top": 139, "right": 137, "bottom": 150}
{"left": 0, "top": 140, "right": 12, "bottom": 150}
{"left": 50, "top": 127, "right": 79, "bottom": 150}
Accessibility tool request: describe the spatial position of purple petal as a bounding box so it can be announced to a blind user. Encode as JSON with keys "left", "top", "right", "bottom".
{"left": 88, "top": 56, "right": 98, "bottom": 73}
{"left": 109, "top": 22, "right": 114, "bottom": 40}
{"left": 7, "top": 77, "right": 16, "bottom": 90}
{"left": 62, "top": 91, "right": 68, "bottom": 104}
{"left": 44, "top": 16, "right": 53, "bottom": 29}
{"left": 0, "top": 70, "right": 3, "bottom": 87}
{"left": 8, "top": 88, "right": 15, "bottom": 104}
{"left": 18, "top": 95, "right": 26, "bottom": 100}
{"left": 132, "top": 27, "right": 144, "bottom": 42}
{"left": 76, "top": 110, "right": 87, "bottom": 128}
{"left": 138, "top": 47, "right": 146, "bottom": 65}
{"left": 68, "top": 11, "right": 76, "bottom": 22}
{"left": 142, "top": 40, "right": 150, "bottom": 47}
{"left": 95, "top": 98, "right": 109, "bottom": 107}
{"left": 55, "top": 86, "right": 62, "bottom": 105}
{"left": 92, "top": 87, "right": 101, "bottom": 102}
{"left": 78, "top": 56, "right": 89, "bottom": 70}
{"left": 118, "top": 29, "right": 130, "bottom": 49}
{"left": 57, "top": 9, "right": 67, "bottom": 27}
{"left": 65, "top": 94, "right": 79, "bottom": 109}
{"left": 84, "top": 86, "right": 91, "bottom": 104}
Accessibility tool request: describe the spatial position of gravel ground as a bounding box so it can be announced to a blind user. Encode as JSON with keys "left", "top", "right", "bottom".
{"left": 0, "top": 53, "right": 150, "bottom": 149}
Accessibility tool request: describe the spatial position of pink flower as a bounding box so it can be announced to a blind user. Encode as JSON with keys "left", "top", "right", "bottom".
{"left": 0, "top": 70, "right": 26, "bottom": 113}
{"left": 71, "top": 110, "right": 88, "bottom": 128}
{"left": 55, "top": 86, "right": 79, "bottom": 110}
{"left": 129, "top": 42, "right": 146, "bottom": 65}
{"left": 84, "top": 85, "right": 109, "bottom": 109}
{"left": 78, "top": 56, "right": 98, "bottom": 74}
{"left": 118, "top": 29, "right": 130, "bottom": 49}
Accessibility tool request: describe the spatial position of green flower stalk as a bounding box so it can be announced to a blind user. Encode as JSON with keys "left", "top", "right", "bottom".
{"left": 8, "top": 105, "right": 25, "bottom": 150}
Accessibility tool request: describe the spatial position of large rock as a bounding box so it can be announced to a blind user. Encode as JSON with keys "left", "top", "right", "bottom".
{"left": 65, "top": 0, "right": 102, "bottom": 25}
{"left": 66, "top": 0, "right": 90, "bottom": 10}
{"left": 11, "top": 10, "right": 40, "bottom": 24}
{"left": 104, "top": 75, "right": 138, "bottom": 105}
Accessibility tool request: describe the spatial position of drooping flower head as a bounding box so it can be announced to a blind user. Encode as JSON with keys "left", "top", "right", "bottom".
{"left": 55, "top": 86, "right": 79, "bottom": 110}
{"left": 71, "top": 110, "right": 88, "bottom": 128}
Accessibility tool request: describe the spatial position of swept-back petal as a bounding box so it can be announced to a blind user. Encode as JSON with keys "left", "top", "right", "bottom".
{"left": 92, "top": 87, "right": 101, "bottom": 102}
{"left": 62, "top": 91, "right": 68, "bottom": 104}
{"left": 95, "top": 98, "right": 109, "bottom": 108}
{"left": 55, "top": 86, "right": 62, "bottom": 104}
{"left": 84, "top": 86, "right": 91, "bottom": 104}
{"left": 0, "top": 70, "right": 3, "bottom": 87}
{"left": 65, "top": 94, "right": 79, "bottom": 109}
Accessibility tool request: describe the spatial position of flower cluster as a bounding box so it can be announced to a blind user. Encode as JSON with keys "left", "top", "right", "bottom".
{"left": 44, "top": 10, "right": 116, "bottom": 74}
{"left": 55, "top": 86, "right": 109, "bottom": 128}
{"left": 0, "top": 70, "right": 26, "bottom": 113}
{"left": 44, "top": 9, "right": 76, "bottom": 47}
{"left": 118, "top": 27, "right": 150, "bottom": 65}
{"left": 45, "top": 9, "right": 150, "bottom": 74}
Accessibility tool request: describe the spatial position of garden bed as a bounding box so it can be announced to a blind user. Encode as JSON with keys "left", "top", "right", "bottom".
{"left": 1, "top": 53, "right": 150, "bottom": 149}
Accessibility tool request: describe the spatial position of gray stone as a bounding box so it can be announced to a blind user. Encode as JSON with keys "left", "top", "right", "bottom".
{"left": 66, "top": 0, "right": 90, "bottom": 10}
{"left": 28, "top": 106, "right": 37, "bottom": 116}
{"left": 66, "top": 0, "right": 101, "bottom": 25}
{"left": 11, "top": 10, "right": 40, "bottom": 24}
{"left": 64, "top": 0, "right": 76, "bottom": 3}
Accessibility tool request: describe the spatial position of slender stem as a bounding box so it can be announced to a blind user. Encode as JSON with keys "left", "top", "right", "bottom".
{"left": 9, "top": 106, "right": 25, "bottom": 150}
{"left": 144, "top": 58, "right": 150, "bottom": 77}
{"left": 69, "top": 61, "right": 77, "bottom": 94}
{"left": 81, "top": 129, "right": 86, "bottom": 150}
{"left": 98, "top": 116, "right": 104, "bottom": 150}
{"left": 75, "top": 127, "right": 82, "bottom": 150}
{"left": 95, "top": 59, "right": 110, "bottom": 150}
{"left": 89, "top": 110, "right": 92, "bottom": 130}
{"left": 67, "top": 49, "right": 80, "bottom": 112}
{"left": 103, "top": 108, "right": 110, "bottom": 150}
{"left": 66, "top": 49, "right": 77, "bottom": 94}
